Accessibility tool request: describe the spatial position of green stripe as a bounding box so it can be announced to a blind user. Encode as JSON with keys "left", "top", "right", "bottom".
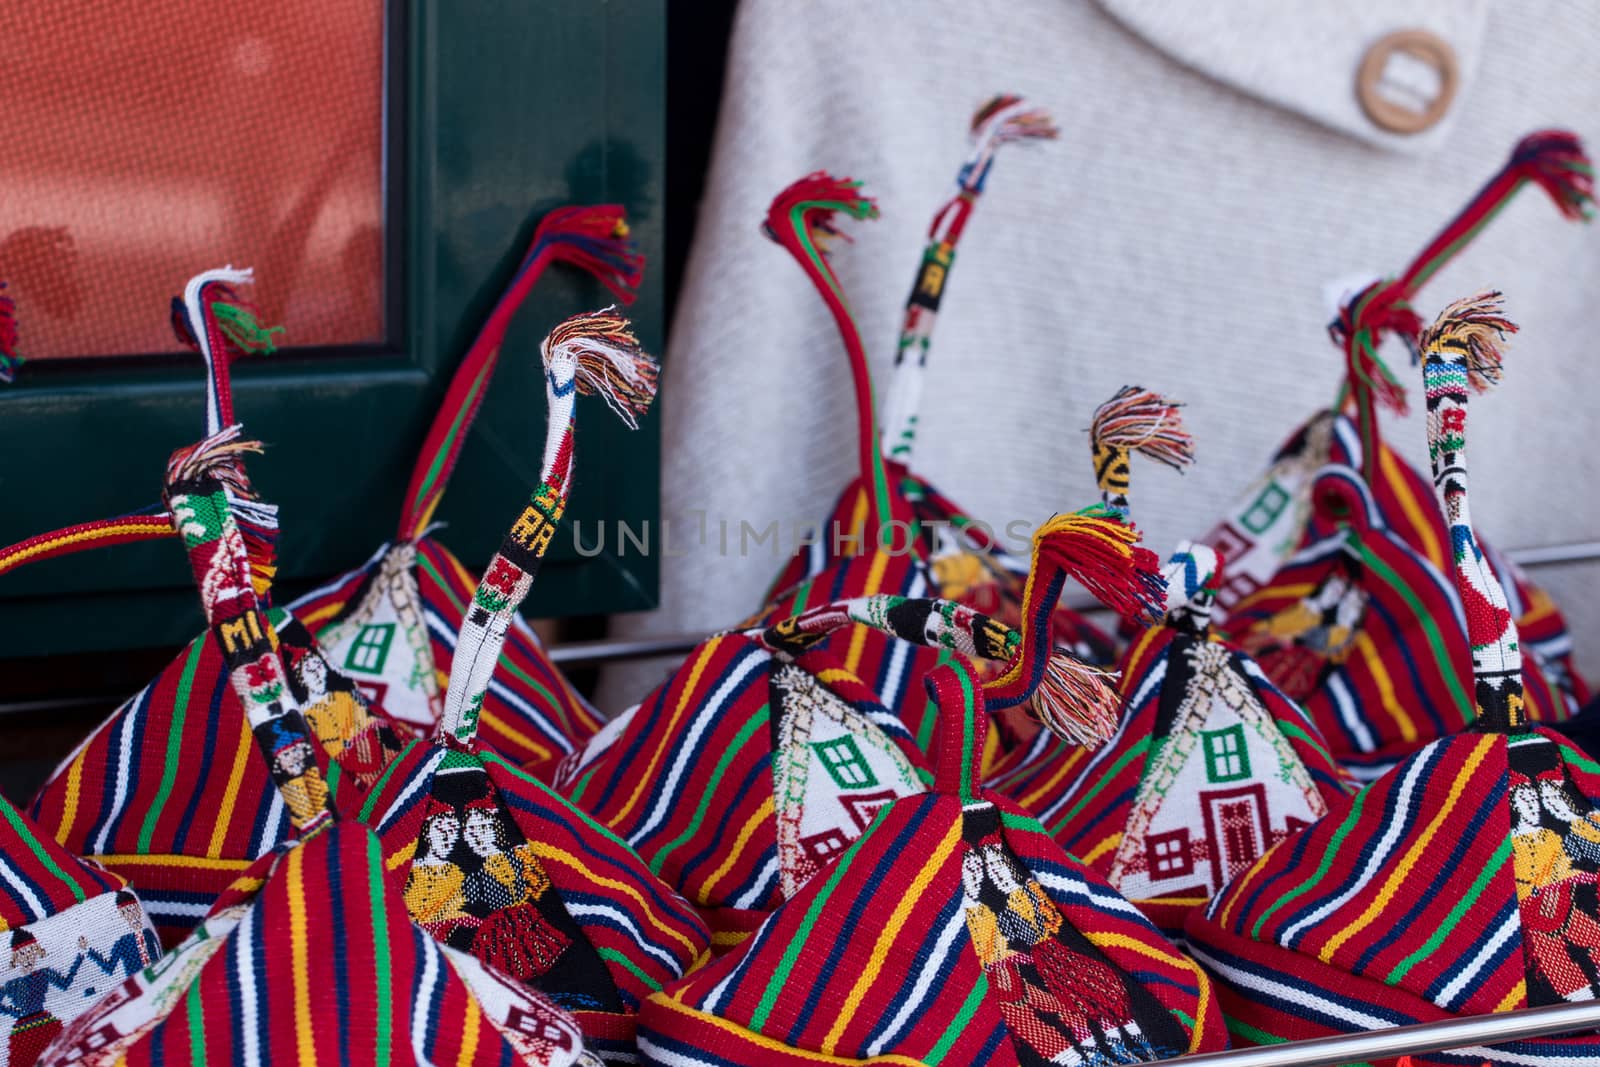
{"left": 649, "top": 707, "right": 769, "bottom": 874}
{"left": 1567, "top": 752, "right": 1600, "bottom": 776}
{"left": 187, "top": 975, "right": 208, "bottom": 1066}
{"left": 1355, "top": 541, "right": 1473, "bottom": 722}
{"left": 1277, "top": 721, "right": 1338, "bottom": 766}
{"left": 954, "top": 664, "right": 977, "bottom": 801}
{"left": 357, "top": 738, "right": 423, "bottom": 822}
{"left": 1048, "top": 737, "right": 1151, "bottom": 838}
{"left": 139, "top": 637, "right": 205, "bottom": 852}
{"left": 598, "top": 946, "right": 661, "bottom": 992}
{"left": 368, "top": 833, "right": 393, "bottom": 1067}
{"left": 1386, "top": 835, "right": 1512, "bottom": 983}
{"left": 568, "top": 765, "right": 600, "bottom": 807}
{"left": 749, "top": 807, "right": 887, "bottom": 1030}
{"left": 324, "top": 759, "right": 343, "bottom": 804}
{"left": 1409, "top": 189, "right": 1519, "bottom": 292}
{"left": 916, "top": 648, "right": 954, "bottom": 751}
{"left": 407, "top": 358, "right": 497, "bottom": 530}
{"left": 1226, "top": 1019, "right": 1285, "bottom": 1047}
{"left": 1251, "top": 788, "right": 1371, "bottom": 940}
{"left": 925, "top": 974, "right": 990, "bottom": 1064}
{"left": 1, "top": 798, "right": 85, "bottom": 904}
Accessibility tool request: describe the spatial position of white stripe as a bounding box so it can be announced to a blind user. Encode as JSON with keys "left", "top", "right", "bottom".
{"left": 632, "top": 648, "right": 767, "bottom": 843}
{"left": 412, "top": 941, "right": 441, "bottom": 1066}
{"left": 565, "top": 903, "right": 679, "bottom": 971}
{"left": 636, "top": 1036, "right": 718, "bottom": 1067}
{"left": 1328, "top": 672, "right": 1377, "bottom": 752}
{"left": 1281, "top": 751, "right": 1431, "bottom": 944}
{"left": 730, "top": 856, "right": 779, "bottom": 910}
{"left": 1437, "top": 907, "right": 1520, "bottom": 1010}
{"left": 237, "top": 901, "right": 262, "bottom": 1066}
{"left": 1036, "top": 869, "right": 1148, "bottom": 922}
{"left": 148, "top": 899, "right": 214, "bottom": 920}
{"left": 866, "top": 901, "right": 967, "bottom": 1054}
{"left": 254, "top": 788, "right": 288, "bottom": 857}
{"left": 93, "top": 689, "right": 145, "bottom": 854}
{"left": 0, "top": 854, "right": 47, "bottom": 919}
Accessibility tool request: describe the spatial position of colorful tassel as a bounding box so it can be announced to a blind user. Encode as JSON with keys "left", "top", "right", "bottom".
{"left": 1420, "top": 292, "right": 1525, "bottom": 732}
{"left": 0, "top": 282, "right": 21, "bottom": 383}
{"left": 164, "top": 424, "right": 265, "bottom": 499}
{"left": 1029, "top": 653, "right": 1121, "bottom": 749}
{"left": 533, "top": 204, "right": 646, "bottom": 305}
{"left": 545, "top": 306, "right": 658, "bottom": 429}
{"left": 1089, "top": 385, "right": 1193, "bottom": 522}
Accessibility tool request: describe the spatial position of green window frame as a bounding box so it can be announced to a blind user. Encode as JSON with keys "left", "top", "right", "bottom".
{"left": 0, "top": 1, "right": 664, "bottom": 657}
{"left": 1239, "top": 481, "right": 1290, "bottom": 535}
{"left": 812, "top": 737, "right": 879, "bottom": 790}
{"left": 1201, "top": 725, "right": 1251, "bottom": 783}
{"left": 345, "top": 623, "right": 397, "bottom": 675}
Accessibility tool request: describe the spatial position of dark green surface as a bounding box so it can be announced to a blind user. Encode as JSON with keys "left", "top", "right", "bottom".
{"left": 0, "top": 0, "right": 664, "bottom": 657}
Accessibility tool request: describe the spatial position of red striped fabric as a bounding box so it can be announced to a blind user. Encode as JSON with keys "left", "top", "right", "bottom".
{"left": 1187, "top": 727, "right": 1600, "bottom": 1063}
{"left": 40, "top": 822, "right": 594, "bottom": 1066}
{"left": 554, "top": 634, "right": 931, "bottom": 951}
{"left": 637, "top": 661, "right": 1225, "bottom": 1065}
{"left": 29, "top": 613, "right": 403, "bottom": 948}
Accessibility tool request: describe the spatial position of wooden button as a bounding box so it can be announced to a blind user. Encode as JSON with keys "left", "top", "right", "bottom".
{"left": 1357, "top": 29, "right": 1458, "bottom": 134}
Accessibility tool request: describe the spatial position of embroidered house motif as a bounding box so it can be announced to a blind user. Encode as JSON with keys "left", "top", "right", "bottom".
{"left": 771, "top": 664, "right": 925, "bottom": 897}
{"left": 345, "top": 622, "right": 397, "bottom": 675}
{"left": 1109, "top": 639, "right": 1329, "bottom": 904}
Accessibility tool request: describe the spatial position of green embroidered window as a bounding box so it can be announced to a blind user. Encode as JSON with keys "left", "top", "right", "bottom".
{"left": 345, "top": 622, "right": 396, "bottom": 674}
{"left": 1201, "top": 725, "right": 1250, "bottom": 783}
{"left": 811, "top": 736, "right": 879, "bottom": 790}
{"left": 1239, "top": 481, "right": 1290, "bottom": 535}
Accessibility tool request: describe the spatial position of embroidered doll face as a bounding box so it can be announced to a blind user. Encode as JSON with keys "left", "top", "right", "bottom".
{"left": 1540, "top": 777, "right": 1581, "bottom": 824}
{"left": 274, "top": 739, "right": 313, "bottom": 778}
{"left": 463, "top": 808, "right": 503, "bottom": 859}
{"left": 424, "top": 811, "right": 462, "bottom": 861}
{"left": 298, "top": 651, "right": 329, "bottom": 698}
{"left": 10, "top": 934, "right": 44, "bottom": 971}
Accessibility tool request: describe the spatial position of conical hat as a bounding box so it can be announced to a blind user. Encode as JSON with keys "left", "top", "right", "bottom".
{"left": 637, "top": 658, "right": 1227, "bottom": 1065}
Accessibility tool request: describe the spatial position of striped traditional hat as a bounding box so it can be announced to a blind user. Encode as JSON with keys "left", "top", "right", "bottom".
{"left": 32, "top": 314, "right": 601, "bottom": 1067}
{"left": 637, "top": 657, "right": 1227, "bottom": 1065}
{"left": 1187, "top": 295, "right": 1600, "bottom": 1064}
{"left": 1204, "top": 132, "right": 1593, "bottom": 720}
{"left": 351, "top": 309, "right": 710, "bottom": 1060}
{"left": 561, "top": 508, "right": 1163, "bottom": 952}
{"left": 755, "top": 101, "right": 1121, "bottom": 751}
{"left": 26, "top": 274, "right": 407, "bottom": 946}
{"left": 1012, "top": 540, "right": 1355, "bottom": 939}
{"left": 39, "top": 821, "right": 597, "bottom": 1067}
{"left": 0, "top": 793, "right": 161, "bottom": 1067}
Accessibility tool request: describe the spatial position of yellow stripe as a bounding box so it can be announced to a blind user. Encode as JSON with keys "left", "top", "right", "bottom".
{"left": 845, "top": 492, "right": 869, "bottom": 560}
{"left": 1079, "top": 833, "right": 1121, "bottom": 866}
{"left": 0, "top": 521, "right": 173, "bottom": 575}
{"left": 697, "top": 797, "right": 776, "bottom": 905}
{"left": 1379, "top": 446, "right": 1444, "bottom": 569}
{"left": 1317, "top": 734, "right": 1494, "bottom": 962}
{"left": 1496, "top": 980, "right": 1527, "bottom": 1013}
{"left": 88, "top": 853, "right": 254, "bottom": 871}
{"left": 286, "top": 845, "right": 316, "bottom": 1067}
{"left": 822, "top": 820, "right": 958, "bottom": 1052}
{"left": 456, "top": 991, "right": 481, "bottom": 1066}
{"left": 1353, "top": 631, "right": 1417, "bottom": 743}
{"left": 1082, "top": 932, "right": 1213, "bottom": 1052}
{"left": 647, "top": 996, "right": 927, "bottom": 1065}
{"left": 523, "top": 842, "right": 701, "bottom": 956}
{"left": 711, "top": 929, "right": 752, "bottom": 948}
{"left": 209, "top": 714, "right": 258, "bottom": 858}
{"left": 844, "top": 549, "right": 893, "bottom": 676}
{"left": 479, "top": 712, "right": 554, "bottom": 766}
{"left": 386, "top": 840, "right": 418, "bottom": 872}
{"left": 58, "top": 751, "right": 87, "bottom": 846}
{"left": 298, "top": 602, "right": 342, "bottom": 629}
{"left": 613, "top": 639, "right": 723, "bottom": 826}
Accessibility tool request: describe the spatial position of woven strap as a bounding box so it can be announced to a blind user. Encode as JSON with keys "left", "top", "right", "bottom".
{"left": 1332, "top": 130, "right": 1592, "bottom": 482}
{"left": 0, "top": 513, "right": 175, "bottom": 577}
{"left": 397, "top": 205, "right": 642, "bottom": 542}
{"left": 881, "top": 95, "right": 1055, "bottom": 464}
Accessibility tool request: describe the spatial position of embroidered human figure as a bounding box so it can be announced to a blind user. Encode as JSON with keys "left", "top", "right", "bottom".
{"left": 403, "top": 804, "right": 475, "bottom": 949}
{"left": 2, "top": 928, "right": 87, "bottom": 1064}
{"left": 83, "top": 890, "right": 160, "bottom": 984}
{"left": 460, "top": 801, "right": 569, "bottom": 981}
